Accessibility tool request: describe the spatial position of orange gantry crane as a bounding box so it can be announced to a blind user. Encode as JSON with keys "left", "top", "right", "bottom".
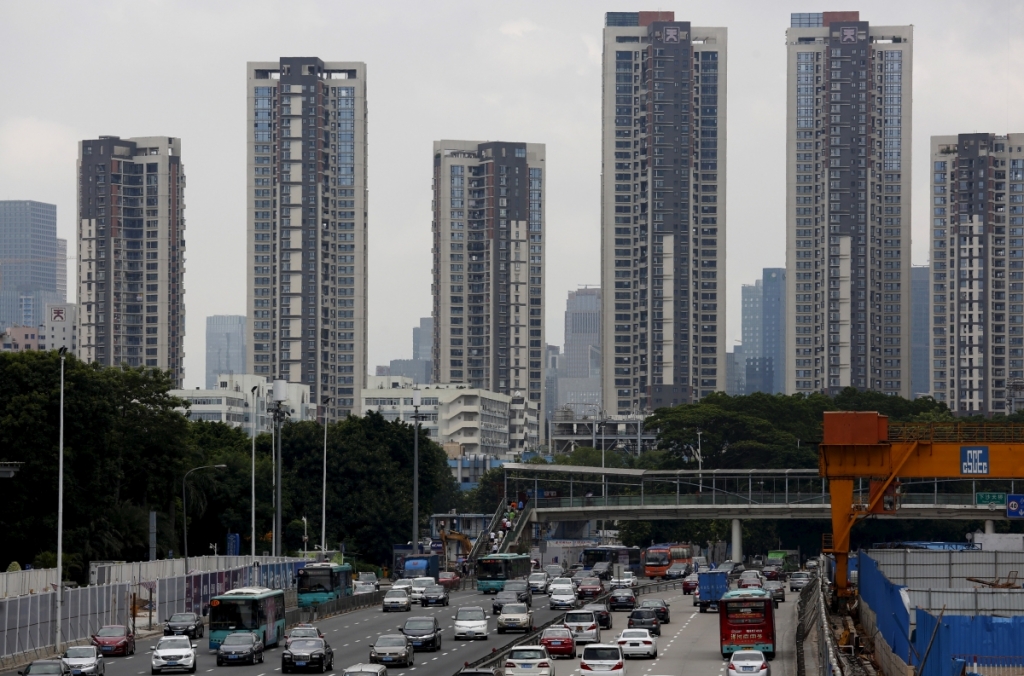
{"left": 820, "top": 411, "right": 1024, "bottom": 596}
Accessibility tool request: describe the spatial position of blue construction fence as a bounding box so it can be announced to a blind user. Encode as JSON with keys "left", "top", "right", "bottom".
{"left": 858, "top": 551, "right": 913, "bottom": 662}
{"left": 916, "top": 611, "right": 1024, "bottom": 676}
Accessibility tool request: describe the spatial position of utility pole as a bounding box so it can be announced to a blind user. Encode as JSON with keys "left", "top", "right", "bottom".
{"left": 55, "top": 347, "right": 66, "bottom": 652}
{"left": 411, "top": 389, "right": 422, "bottom": 554}
{"left": 271, "top": 380, "right": 288, "bottom": 556}
{"left": 250, "top": 385, "right": 259, "bottom": 557}
{"left": 321, "top": 396, "right": 332, "bottom": 554}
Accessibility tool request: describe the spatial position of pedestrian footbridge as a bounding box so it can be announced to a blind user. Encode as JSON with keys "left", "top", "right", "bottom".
{"left": 500, "top": 463, "right": 1007, "bottom": 522}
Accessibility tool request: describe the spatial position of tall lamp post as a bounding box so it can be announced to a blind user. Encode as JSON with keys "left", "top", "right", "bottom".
{"left": 320, "top": 396, "right": 332, "bottom": 554}
{"left": 696, "top": 430, "right": 703, "bottom": 493}
{"left": 411, "top": 389, "right": 422, "bottom": 554}
{"left": 55, "top": 347, "right": 67, "bottom": 651}
{"left": 250, "top": 385, "right": 259, "bottom": 557}
{"left": 182, "top": 464, "right": 227, "bottom": 574}
{"left": 271, "top": 380, "right": 288, "bottom": 556}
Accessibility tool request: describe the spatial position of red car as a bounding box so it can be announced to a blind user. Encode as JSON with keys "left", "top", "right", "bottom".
{"left": 438, "top": 571, "right": 461, "bottom": 589}
{"left": 577, "top": 577, "right": 603, "bottom": 600}
{"left": 682, "top": 574, "right": 699, "bottom": 594}
{"left": 91, "top": 625, "right": 135, "bottom": 656}
{"left": 738, "top": 577, "right": 764, "bottom": 589}
{"left": 762, "top": 566, "right": 781, "bottom": 581}
{"left": 538, "top": 626, "right": 576, "bottom": 659}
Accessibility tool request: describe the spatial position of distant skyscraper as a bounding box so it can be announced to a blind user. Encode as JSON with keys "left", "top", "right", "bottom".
{"left": 762, "top": 268, "right": 787, "bottom": 393}
{"left": 0, "top": 200, "right": 62, "bottom": 330}
{"left": 910, "top": 265, "right": 929, "bottom": 398}
{"left": 929, "top": 133, "right": 1024, "bottom": 413}
{"left": 413, "top": 317, "right": 433, "bottom": 361}
{"left": 76, "top": 137, "right": 186, "bottom": 385}
{"left": 600, "top": 11, "right": 728, "bottom": 413}
{"left": 56, "top": 238, "right": 67, "bottom": 303}
{"left": 206, "top": 315, "right": 246, "bottom": 389}
{"left": 784, "top": 12, "right": 913, "bottom": 397}
{"left": 245, "top": 58, "right": 368, "bottom": 420}
{"left": 742, "top": 280, "right": 763, "bottom": 361}
{"left": 565, "top": 288, "right": 601, "bottom": 379}
{"left": 725, "top": 344, "right": 745, "bottom": 396}
{"left": 431, "top": 140, "right": 547, "bottom": 420}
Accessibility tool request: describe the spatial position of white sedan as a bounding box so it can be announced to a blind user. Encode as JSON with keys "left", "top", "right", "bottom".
{"left": 616, "top": 628, "right": 657, "bottom": 658}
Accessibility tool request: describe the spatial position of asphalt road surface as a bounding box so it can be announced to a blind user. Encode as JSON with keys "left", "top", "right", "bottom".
{"left": 11, "top": 586, "right": 800, "bottom": 676}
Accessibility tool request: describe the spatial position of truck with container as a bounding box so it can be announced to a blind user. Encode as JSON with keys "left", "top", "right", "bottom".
{"left": 697, "top": 570, "right": 729, "bottom": 613}
{"left": 402, "top": 554, "right": 440, "bottom": 580}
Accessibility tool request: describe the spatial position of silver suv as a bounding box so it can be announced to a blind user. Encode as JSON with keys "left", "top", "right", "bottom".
{"left": 563, "top": 609, "right": 601, "bottom": 644}
{"left": 789, "top": 571, "right": 812, "bottom": 592}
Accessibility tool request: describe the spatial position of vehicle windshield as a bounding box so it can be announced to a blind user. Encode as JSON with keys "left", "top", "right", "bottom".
{"left": 542, "top": 628, "right": 571, "bottom": 638}
{"left": 426, "top": 586, "right": 444, "bottom": 594}
{"left": 529, "top": 573, "right": 547, "bottom": 581}
{"left": 157, "top": 639, "right": 192, "bottom": 651}
{"left": 439, "top": 572, "right": 455, "bottom": 579}
{"left": 354, "top": 582, "right": 374, "bottom": 590}
{"left": 613, "top": 590, "right": 633, "bottom": 597}
{"left": 413, "top": 577, "right": 434, "bottom": 587}
{"left": 96, "top": 627, "right": 124, "bottom": 637}
{"left": 385, "top": 590, "right": 408, "bottom": 598}
{"left": 504, "top": 581, "right": 526, "bottom": 590}
{"left": 669, "top": 563, "right": 687, "bottom": 570}
{"left": 210, "top": 599, "right": 258, "bottom": 631}
{"left": 290, "top": 629, "right": 318, "bottom": 638}
{"left": 358, "top": 573, "right": 376, "bottom": 581}
{"left": 169, "top": 614, "right": 196, "bottom": 623}
{"left": 551, "top": 587, "right": 573, "bottom": 595}
{"left": 645, "top": 551, "right": 669, "bottom": 565}
{"left": 457, "top": 608, "right": 486, "bottom": 621}
{"left": 289, "top": 640, "right": 323, "bottom": 650}
{"left": 477, "top": 559, "right": 507, "bottom": 579}
{"left": 502, "top": 604, "right": 528, "bottom": 614}
{"left": 298, "top": 568, "right": 337, "bottom": 593}
{"left": 223, "top": 634, "right": 255, "bottom": 645}
{"left": 565, "top": 612, "right": 593, "bottom": 623}
{"left": 631, "top": 610, "right": 656, "bottom": 618}
{"left": 394, "top": 579, "right": 412, "bottom": 587}
{"left": 405, "top": 620, "right": 435, "bottom": 630}
{"left": 582, "top": 578, "right": 601, "bottom": 586}
{"left": 792, "top": 572, "right": 810, "bottom": 579}
{"left": 26, "top": 664, "right": 62, "bottom": 674}
{"left": 345, "top": 673, "right": 381, "bottom": 676}
{"left": 641, "top": 599, "right": 664, "bottom": 607}
{"left": 583, "top": 647, "right": 621, "bottom": 661}
{"left": 65, "top": 648, "right": 96, "bottom": 658}
{"left": 509, "top": 649, "right": 545, "bottom": 660}
{"left": 375, "top": 637, "right": 406, "bottom": 648}
{"left": 620, "top": 630, "right": 648, "bottom": 638}
{"left": 733, "top": 651, "right": 765, "bottom": 662}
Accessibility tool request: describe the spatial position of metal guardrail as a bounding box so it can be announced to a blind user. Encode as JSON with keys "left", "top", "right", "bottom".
{"left": 450, "top": 578, "right": 684, "bottom": 676}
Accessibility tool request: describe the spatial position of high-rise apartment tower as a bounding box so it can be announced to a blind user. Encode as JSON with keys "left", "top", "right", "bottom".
{"left": 784, "top": 12, "right": 913, "bottom": 397}
{"left": 76, "top": 137, "right": 186, "bottom": 385}
{"left": 929, "top": 133, "right": 1024, "bottom": 414}
{"left": 600, "top": 11, "right": 728, "bottom": 415}
{"left": 0, "top": 200, "right": 63, "bottom": 330}
{"left": 742, "top": 279, "right": 763, "bottom": 361}
{"left": 245, "top": 58, "right": 368, "bottom": 420}
{"left": 206, "top": 314, "right": 247, "bottom": 388}
{"left": 431, "top": 140, "right": 546, "bottom": 419}
{"left": 762, "top": 267, "right": 787, "bottom": 393}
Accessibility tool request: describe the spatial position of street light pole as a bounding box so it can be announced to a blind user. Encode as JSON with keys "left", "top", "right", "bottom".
{"left": 250, "top": 385, "right": 259, "bottom": 557}
{"left": 412, "top": 389, "right": 421, "bottom": 554}
{"left": 182, "top": 464, "right": 227, "bottom": 574}
{"left": 55, "top": 347, "right": 67, "bottom": 652}
{"left": 271, "top": 380, "right": 287, "bottom": 556}
{"left": 321, "top": 396, "right": 332, "bottom": 555}
{"left": 696, "top": 430, "right": 703, "bottom": 493}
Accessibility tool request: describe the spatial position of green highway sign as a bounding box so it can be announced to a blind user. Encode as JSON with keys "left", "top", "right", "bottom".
{"left": 977, "top": 492, "right": 1007, "bottom": 506}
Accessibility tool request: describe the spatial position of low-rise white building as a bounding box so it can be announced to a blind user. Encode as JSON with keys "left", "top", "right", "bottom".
{"left": 509, "top": 392, "right": 540, "bottom": 453}
{"left": 41, "top": 304, "right": 77, "bottom": 354}
{"left": 172, "top": 374, "right": 314, "bottom": 435}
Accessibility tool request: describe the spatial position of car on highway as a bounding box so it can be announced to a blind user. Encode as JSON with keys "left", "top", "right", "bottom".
{"left": 421, "top": 584, "right": 450, "bottom": 607}
{"left": 763, "top": 580, "right": 786, "bottom": 603}
{"left": 665, "top": 562, "right": 690, "bottom": 580}
{"left": 591, "top": 562, "right": 612, "bottom": 580}
{"left": 399, "top": 616, "right": 443, "bottom": 652}
{"left": 163, "top": 613, "right": 203, "bottom": 639}
{"left": 627, "top": 609, "right": 661, "bottom": 636}
{"left": 439, "top": 571, "right": 461, "bottom": 589}
{"left": 583, "top": 601, "right": 613, "bottom": 630}
{"left": 382, "top": 589, "right": 411, "bottom": 612}
{"left": 543, "top": 565, "right": 564, "bottom": 580}
{"left": 563, "top": 609, "right": 602, "bottom": 644}
{"left": 751, "top": 555, "right": 765, "bottom": 568}
{"left": 503, "top": 646, "right": 553, "bottom": 676}
{"left": 91, "top": 625, "right": 136, "bottom": 657}
{"left": 453, "top": 606, "right": 489, "bottom": 641}
{"left": 353, "top": 581, "right": 376, "bottom": 596}
{"left": 761, "top": 565, "right": 783, "bottom": 581}
{"left": 458, "top": 669, "right": 504, "bottom": 676}
{"left": 503, "top": 580, "right": 532, "bottom": 606}
{"left": 716, "top": 561, "right": 742, "bottom": 579}
{"left": 492, "top": 590, "right": 519, "bottom": 614}
{"left": 738, "top": 576, "right": 764, "bottom": 590}
{"left": 638, "top": 598, "right": 670, "bottom": 624}
{"left": 497, "top": 603, "right": 534, "bottom": 633}
{"left": 358, "top": 572, "right": 380, "bottom": 591}
{"left": 806, "top": 560, "right": 819, "bottom": 571}
{"left": 571, "top": 570, "right": 587, "bottom": 587}
{"left": 608, "top": 588, "right": 636, "bottom": 611}
{"left": 579, "top": 644, "right": 625, "bottom": 676}
{"left": 682, "top": 573, "right": 699, "bottom": 594}
{"left": 62, "top": 646, "right": 105, "bottom": 676}
{"left": 216, "top": 632, "right": 264, "bottom": 667}
{"left": 550, "top": 576, "right": 573, "bottom": 590}
{"left": 368, "top": 634, "right": 413, "bottom": 667}
{"left": 150, "top": 637, "right": 196, "bottom": 674}
{"left": 286, "top": 626, "right": 324, "bottom": 649}
{"left": 538, "top": 627, "right": 576, "bottom": 659}
{"left": 528, "top": 572, "right": 549, "bottom": 594}
{"left": 789, "top": 571, "right": 813, "bottom": 592}
{"left": 616, "top": 628, "right": 658, "bottom": 659}
{"left": 577, "top": 577, "right": 603, "bottom": 600}
{"left": 392, "top": 579, "right": 413, "bottom": 594}
{"left": 19, "top": 660, "right": 71, "bottom": 676}
{"left": 341, "top": 665, "right": 387, "bottom": 676}
{"left": 610, "top": 571, "right": 638, "bottom": 588}
{"left": 548, "top": 585, "right": 577, "bottom": 610}
{"left": 409, "top": 576, "right": 435, "bottom": 602}
{"left": 728, "top": 649, "right": 771, "bottom": 676}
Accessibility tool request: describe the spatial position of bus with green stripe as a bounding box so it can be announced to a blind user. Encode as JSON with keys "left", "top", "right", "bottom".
{"left": 208, "top": 587, "right": 286, "bottom": 650}
{"left": 476, "top": 554, "right": 531, "bottom": 593}
{"left": 296, "top": 562, "right": 353, "bottom": 608}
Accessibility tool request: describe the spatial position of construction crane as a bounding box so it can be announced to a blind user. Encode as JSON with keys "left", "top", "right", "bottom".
{"left": 819, "top": 411, "right": 1024, "bottom": 596}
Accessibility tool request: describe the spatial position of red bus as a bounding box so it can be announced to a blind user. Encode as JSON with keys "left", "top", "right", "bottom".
{"left": 718, "top": 589, "right": 776, "bottom": 659}
{"left": 642, "top": 543, "right": 693, "bottom": 578}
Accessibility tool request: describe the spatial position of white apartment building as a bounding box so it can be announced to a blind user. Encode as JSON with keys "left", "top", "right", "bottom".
{"left": 41, "top": 303, "right": 77, "bottom": 354}
{"left": 172, "top": 373, "right": 313, "bottom": 435}
{"left": 784, "top": 12, "right": 913, "bottom": 397}
{"left": 246, "top": 57, "right": 368, "bottom": 421}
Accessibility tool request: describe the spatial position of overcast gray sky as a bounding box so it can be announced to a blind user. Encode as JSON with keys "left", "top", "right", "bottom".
{"left": 2, "top": 0, "right": 1023, "bottom": 388}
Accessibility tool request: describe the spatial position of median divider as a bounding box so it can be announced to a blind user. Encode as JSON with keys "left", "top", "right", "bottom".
{"left": 289, "top": 590, "right": 388, "bottom": 626}
{"left": 450, "top": 578, "right": 684, "bottom": 676}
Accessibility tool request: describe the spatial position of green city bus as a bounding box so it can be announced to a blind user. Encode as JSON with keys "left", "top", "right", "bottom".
{"left": 208, "top": 587, "right": 286, "bottom": 650}
{"left": 476, "top": 554, "right": 531, "bottom": 593}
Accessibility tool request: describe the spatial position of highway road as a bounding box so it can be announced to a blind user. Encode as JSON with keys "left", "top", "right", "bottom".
{"left": 13, "top": 585, "right": 800, "bottom": 676}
